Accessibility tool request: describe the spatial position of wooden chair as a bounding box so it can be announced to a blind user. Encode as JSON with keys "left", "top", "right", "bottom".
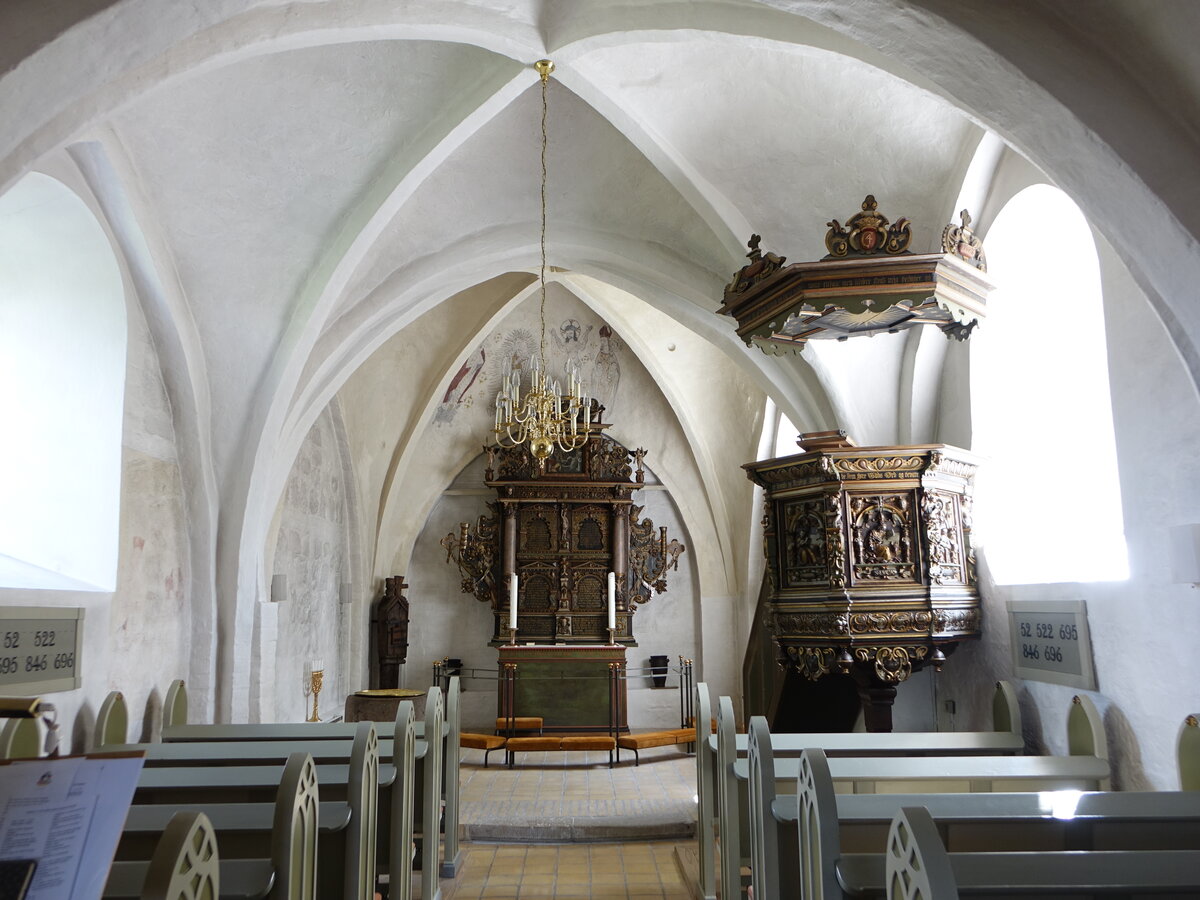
{"left": 97, "top": 690, "right": 129, "bottom": 748}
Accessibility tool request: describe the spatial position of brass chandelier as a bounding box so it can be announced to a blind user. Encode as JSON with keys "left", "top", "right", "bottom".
{"left": 493, "top": 59, "right": 592, "bottom": 470}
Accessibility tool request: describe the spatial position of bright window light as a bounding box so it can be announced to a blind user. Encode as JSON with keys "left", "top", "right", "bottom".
{"left": 970, "top": 185, "right": 1128, "bottom": 584}
{"left": 0, "top": 173, "right": 127, "bottom": 591}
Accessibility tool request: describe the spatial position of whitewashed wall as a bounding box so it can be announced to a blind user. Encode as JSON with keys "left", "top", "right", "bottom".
{"left": 927, "top": 160, "right": 1200, "bottom": 789}
{"left": 268, "top": 404, "right": 357, "bottom": 723}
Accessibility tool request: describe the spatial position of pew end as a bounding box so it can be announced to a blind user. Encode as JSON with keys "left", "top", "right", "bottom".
{"left": 1180, "top": 714, "right": 1199, "bottom": 791}
{"left": 140, "top": 810, "right": 221, "bottom": 900}
{"left": 885, "top": 806, "right": 956, "bottom": 900}
{"left": 992, "top": 680, "right": 1021, "bottom": 736}
{"left": 0, "top": 716, "right": 41, "bottom": 759}
{"left": 97, "top": 690, "right": 129, "bottom": 748}
{"left": 1067, "top": 693, "right": 1109, "bottom": 790}
{"left": 163, "top": 680, "right": 187, "bottom": 729}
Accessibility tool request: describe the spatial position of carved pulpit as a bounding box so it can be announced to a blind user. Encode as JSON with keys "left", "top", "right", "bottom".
{"left": 370, "top": 576, "right": 410, "bottom": 689}
{"left": 744, "top": 432, "right": 981, "bottom": 731}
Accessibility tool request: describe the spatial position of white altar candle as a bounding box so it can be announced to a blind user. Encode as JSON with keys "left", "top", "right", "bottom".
{"left": 509, "top": 574, "right": 518, "bottom": 630}
{"left": 607, "top": 572, "right": 616, "bottom": 631}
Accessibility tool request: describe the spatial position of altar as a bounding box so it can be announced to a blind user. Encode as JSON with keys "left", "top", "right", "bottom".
{"left": 497, "top": 644, "right": 628, "bottom": 734}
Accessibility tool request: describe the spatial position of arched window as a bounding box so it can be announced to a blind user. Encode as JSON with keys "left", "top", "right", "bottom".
{"left": 970, "top": 184, "right": 1127, "bottom": 584}
{"left": 0, "top": 173, "right": 127, "bottom": 590}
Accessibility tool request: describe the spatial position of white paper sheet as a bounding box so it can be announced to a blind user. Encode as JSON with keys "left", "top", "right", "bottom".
{"left": 0, "top": 754, "right": 144, "bottom": 900}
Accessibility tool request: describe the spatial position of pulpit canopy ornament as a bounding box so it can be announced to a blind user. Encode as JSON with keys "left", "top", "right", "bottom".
{"left": 719, "top": 195, "right": 996, "bottom": 354}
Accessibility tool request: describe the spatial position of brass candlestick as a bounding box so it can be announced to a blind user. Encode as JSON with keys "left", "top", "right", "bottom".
{"left": 607, "top": 627, "right": 616, "bottom": 645}
{"left": 507, "top": 626, "right": 518, "bottom": 646}
{"left": 307, "top": 669, "right": 324, "bottom": 722}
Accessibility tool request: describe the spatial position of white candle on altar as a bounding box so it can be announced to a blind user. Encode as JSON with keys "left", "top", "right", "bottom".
{"left": 607, "top": 572, "right": 616, "bottom": 631}
{"left": 509, "top": 574, "right": 518, "bottom": 630}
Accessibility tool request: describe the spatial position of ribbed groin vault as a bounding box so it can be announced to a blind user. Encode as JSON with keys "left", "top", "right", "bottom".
{"left": 0, "top": 0, "right": 1197, "bottom": 792}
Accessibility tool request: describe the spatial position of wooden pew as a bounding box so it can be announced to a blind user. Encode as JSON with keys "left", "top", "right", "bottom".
{"left": 97, "top": 689, "right": 129, "bottom": 747}
{"left": 163, "top": 678, "right": 187, "bottom": 729}
{"left": 118, "top": 721, "right": 379, "bottom": 900}
{"left": 694, "top": 683, "right": 717, "bottom": 900}
{"left": 710, "top": 683, "right": 1030, "bottom": 900}
{"left": 0, "top": 716, "right": 40, "bottom": 759}
{"left": 161, "top": 677, "right": 462, "bottom": 882}
{"left": 1181, "top": 712, "right": 1199, "bottom": 790}
{"left": 777, "top": 736, "right": 1194, "bottom": 900}
{"left": 108, "top": 751, "right": 319, "bottom": 900}
{"left": 107, "top": 811, "right": 232, "bottom": 900}
{"left": 133, "top": 705, "right": 427, "bottom": 900}
{"left": 880, "top": 805, "right": 1200, "bottom": 899}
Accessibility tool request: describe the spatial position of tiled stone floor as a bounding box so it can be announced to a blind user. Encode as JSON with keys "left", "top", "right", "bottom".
{"left": 434, "top": 842, "right": 694, "bottom": 899}
{"left": 458, "top": 744, "right": 698, "bottom": 842}
{"left": 420, "top": 743, "right": 699, "bottom": 898}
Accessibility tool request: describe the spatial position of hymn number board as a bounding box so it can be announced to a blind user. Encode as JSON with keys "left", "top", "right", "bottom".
{"left": 0, "top": 607, "right": 84, "bottom": 693}
{"left": 1007, "top": 599, "right": 1097, "bottom": 690}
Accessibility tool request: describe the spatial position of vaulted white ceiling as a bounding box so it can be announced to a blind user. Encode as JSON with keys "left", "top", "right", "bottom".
{"left": 6, "top": 0, "right": 1200, "bottom": 718}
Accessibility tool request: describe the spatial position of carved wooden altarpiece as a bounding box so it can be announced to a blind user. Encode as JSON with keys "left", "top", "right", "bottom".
{"left": 442, "top": 418, "right": 685, "bottom": 646}
{"left": 744, "top": 432, "right": 981, "bottom": 732}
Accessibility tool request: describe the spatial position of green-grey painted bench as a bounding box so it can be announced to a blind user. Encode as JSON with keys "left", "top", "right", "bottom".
{"left": 107, "top": 811, "right": 235, "bottom": 900}
{"left": 701, "top": 681, "right": 1027, "bottom": 900}
{"left": 880, "top": 804, "right": 1200, "bottom": 899}
{"left": 107, "top": 752, "right": 318, "bottom": 900}
{"left": 114, "top": 721, "right": 379, "bottom": 900}
{"left": 161, "top": 677, "right": 462, "bottom": 885}
{"left": 764, "top": 742, "right": 1200, "bottom": 900}
{"left": 123, "top": 696, "right": 433, "bottom": 900}
{"left": 742, "top": 695, "right": 1109, "bottom": 900}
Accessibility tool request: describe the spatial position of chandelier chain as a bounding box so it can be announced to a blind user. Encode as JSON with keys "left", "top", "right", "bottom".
{"left": 539, "top": 64, "right": 549, "bottom": 362}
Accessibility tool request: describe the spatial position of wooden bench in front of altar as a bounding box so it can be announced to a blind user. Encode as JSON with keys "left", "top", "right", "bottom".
{"left": 692, "top": 681, "right": 1026, "bottom": 900}
{"left": 158, "top": 676, "right": 464, "bottom": 880}
{"left": 497, "top": 644, "right": 628, "bottom": 734}
{"left": 107, "top": 752, "right": 323, "bottom": 900}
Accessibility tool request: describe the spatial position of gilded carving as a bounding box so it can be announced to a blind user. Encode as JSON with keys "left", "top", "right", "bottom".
{"left": 824, "top": 195, "right": 912, "bottom": 258}
{"left": 775, "top": 612, "right": 850, "bottom": 636}
{"left": 848, "top": 611, "right": 933, "bottom": 635}
{"left": 724, "top": 234, "right": 788, "bottom": 298}
{"left": 852, "top": 645, "right": 928, "bottom": 684}
{"left": 851, "top": 495, "right": 913, "bottom": 576}
{"left": 788, "top": 646, "right": 836, "bottom": 681}
{"left": 825, "top": 493, "right": 847, "bottom": 589}
{"left": 440, "top": 508, "right": 500, "bottom": 604}
{"left": 927, "top": 450, "right": 978, "bottom": 481}
{"left": 781, "top": 497, "right": 828, "bottom": 586}
{"left": 835, "top": 456, "right": 925, "bottom": 477}
{"left": 933, "top": 608, "right": 981, "bottom": 634}
{"left": 630, "top": 504, "right": 687, "bottom": 602}
{"left": 922, "top": 491, "right": 964, "bottom": 585}
{"left": 941, "top": 209, "right": 988, "bottom": 272}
